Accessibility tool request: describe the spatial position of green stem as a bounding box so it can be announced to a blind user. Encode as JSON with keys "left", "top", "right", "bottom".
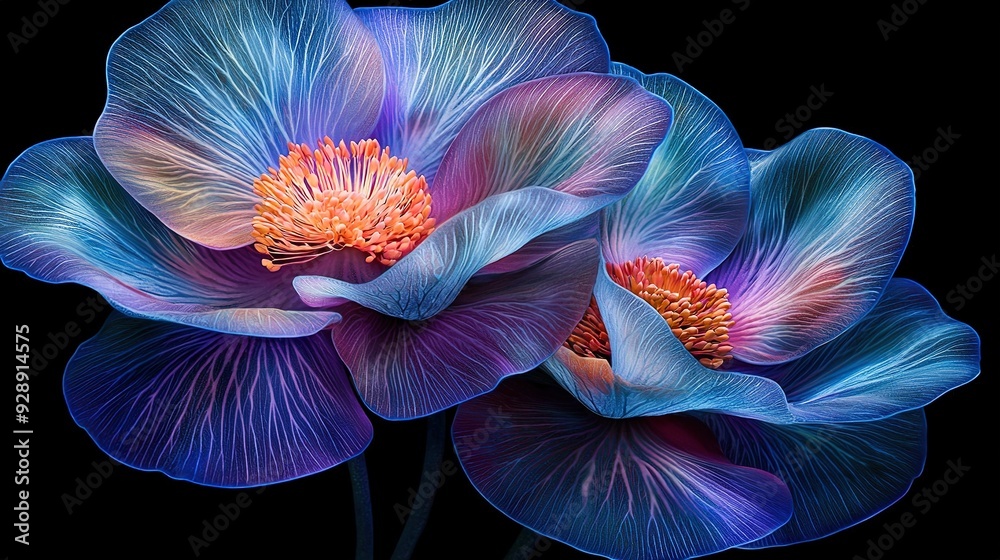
{"left": 391, "top": 412, "right": 447, "bottom": 560}
{"left": 348, "top": 455, "right": 374, "bottom": 560}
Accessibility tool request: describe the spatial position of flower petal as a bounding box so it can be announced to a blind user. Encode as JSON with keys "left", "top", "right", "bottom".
{"left": 453, "top": 376, "right": 794, "bottom": 560}
{"left": 544, "top": 263, "right": 794, "bottom": 421}
{"left": 64, "top": 313, "right": 372, "bottom": 488}
{"left": 476, "top": 215, "right": 597, "bottom": 276}
{"left": 759, "top": 279, "right": 980, "bottom": 422}
{"left": 0, "top": 138, "right": 339, "bottom": 337}
{"left": 602, "top": 63, "right": 750, "bottom": 276}
{"left": 94, "top": 0, "right": 385, "bottom": 249}
{"left": 707, "top": 128, "right": 914, "bottom": 364}
{"left": 431, "top": 73, "right": 672, "bottom": 224}
{"left": 702, "top": 410, "right": 926, "bottom": 548}
{"left": 331, "top": 240, "right": 598, "bottom": 419}
{"left": 295, "top": 74, "right": 671, "bottom": 321}
{"left": 356, "top": 0, "right": 609, "bottom": 183}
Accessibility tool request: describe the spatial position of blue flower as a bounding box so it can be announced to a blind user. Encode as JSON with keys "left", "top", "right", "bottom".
{"left": 0, "top": 0, "right": 671, "bottom": 487}
{"left": 453, "top": 64, "right": 980, "bottom": 559}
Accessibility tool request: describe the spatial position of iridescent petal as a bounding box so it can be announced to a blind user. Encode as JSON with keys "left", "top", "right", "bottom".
{"left": 0, "top": 138, "right": 339, "bottom": 337}
{"left": 453, "top": 376, "right": 794, "bottom": 560}
{"left": 94, "top": 0, "right": 385, "bottom": 248}
{"left": 332, "top": 240, "right": 598, "bottom": 419}
{"left": 476, "top": 215, "right": 597, "bottom": 276}
{"left": 356, "top": 0, "right": 609, "bottom": 183}
{"left": 602, "top": 63, "right": 749, "bottom": 276}
{"left": 295, "top": 74, "right": 671, "bottom": 320}
{"left": 702, "top": 410, "right": 926, "bottom": 547}
{"left": 544, "top": 264, "right": 794, "bottom": 422}
{"left": 707, "top": 129, "right": 914, "bottom": 364}
{"left": 761, "top": 279, "right": 980, "bottom": 422}
{"left": 64, "top": 313, "right": 372, "bottom": 488}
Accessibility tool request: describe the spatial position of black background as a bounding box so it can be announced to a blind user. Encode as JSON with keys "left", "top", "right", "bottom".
{"left": 3, "top": 0, "right": 996, "bottom": 558}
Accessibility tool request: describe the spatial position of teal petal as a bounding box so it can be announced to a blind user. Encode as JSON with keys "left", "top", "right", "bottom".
{"left": 762, "top": 279, "right": 980, "bottom": 422}
{"left": 707, "top": 129, "right": 914, "bottom": 364}
{"left": 603, "top": 63, "right": 750, "bottom": 277}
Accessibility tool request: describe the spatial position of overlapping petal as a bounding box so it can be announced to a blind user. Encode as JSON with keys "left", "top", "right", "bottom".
{"left": 94, "top": 0, "right": 385, "bottom": 249}
{"left": 331, "top": 240, "right": 599, "bottom": 419}
{"left": 453, "top": 376, "right": 794, "bottom": 560}
{"left": 755, "top": 279, "right": 980, "bottom": 422}
{"left": 476, "top": 216, "right": 597, "bottom": 276}
{"left": 602, "top": 63, "right": 750, "bottom": 276}
{"left": 295, "top": 74, "right": 671, "bottom": 321}
{"left": 545, "top": 264, "right": 795, "bottom": 422}
{"left": 430, "top": 73, "right": 671, "bottom": 223}
{"left": 702, "top": 410, "right": 926, "bottom": 548}
{"left": 356, "top": 0, "right": 609, "bottom": 183}
{"left": 64, "top": 313, "right": 372, "bottom": 488}
{"left": 706, "top": 129, "right": 914, "bottom": 364}
{"left": 0, "top": 138, "right": 339, "bottom": 337}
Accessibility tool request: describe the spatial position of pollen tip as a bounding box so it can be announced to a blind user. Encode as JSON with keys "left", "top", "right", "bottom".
{"left": 565, "top": 257, "right": 737, "bottom": 368}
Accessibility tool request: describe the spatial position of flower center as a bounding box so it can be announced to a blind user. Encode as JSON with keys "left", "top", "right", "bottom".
{"left": 565, "top": 296, "right": 612, "bottom": 361}
{"left": 565, "top": 257, "right": 735, "bottom": 369}
{"left": 251, "top": 138, "right": 435, "bottom": 271}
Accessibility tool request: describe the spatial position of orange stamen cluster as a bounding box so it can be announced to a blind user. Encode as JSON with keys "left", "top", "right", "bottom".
{"left": 252, "top": 138, "right": 435, "bottom": 271}
{"left": 564, "top": 296, "right": 611, "bottom": 360}
{"left": 565, "top": 257, "right": 735, "bottom": 369}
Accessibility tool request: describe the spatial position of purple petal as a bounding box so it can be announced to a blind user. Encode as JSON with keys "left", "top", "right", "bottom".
{"left": 332, "top": 240, "right": 599, "bottom": 419}
{"left": 453, "top": 376, "right": 794, "bottom": 560}
{"left": 431, "top": 73, "right": 672, "bottom": 224}
{"left": 64, "top": 313, "right": 372, "bottom": 487}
